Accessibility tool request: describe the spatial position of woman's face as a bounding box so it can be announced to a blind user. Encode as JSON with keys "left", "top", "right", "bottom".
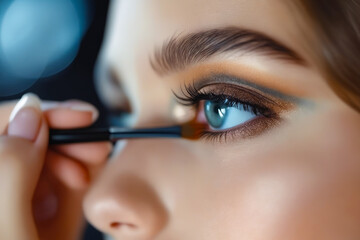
{"left": 84, "top": 0, "right": 360, "bottom": 239}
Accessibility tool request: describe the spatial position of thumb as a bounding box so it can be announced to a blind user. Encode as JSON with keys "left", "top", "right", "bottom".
{"left": 0, "top": 93, "right": 48, "bottom": 240}
{"left": 6, "top": 93, "right": 49, "bottom": 191}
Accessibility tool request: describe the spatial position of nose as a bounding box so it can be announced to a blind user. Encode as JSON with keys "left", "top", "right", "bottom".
{"left": 84, "top": 171, "right": 168, "bottom": 239}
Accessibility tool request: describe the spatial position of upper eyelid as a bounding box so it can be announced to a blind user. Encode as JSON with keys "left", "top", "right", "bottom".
{"left": 173, "top": 88, "right": 266, "bottom": 122}
{"left": 172, "top": 77, "right": 303, "bottom": 122}
{"left": 193, "top": 74, "right": 302, "bottom": 103}
{"left": 173, "top": 79, "right": 278, "bottom": 107}
{"left": 176, "top": 90, "right": 274, "bottom": 116}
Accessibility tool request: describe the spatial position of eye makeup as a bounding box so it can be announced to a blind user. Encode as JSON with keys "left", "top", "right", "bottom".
{"left": 172, "top": 73, "right": 297, "bottom": 142}
{"left": 192, "top": 73, "right": 303, "bottom": 104}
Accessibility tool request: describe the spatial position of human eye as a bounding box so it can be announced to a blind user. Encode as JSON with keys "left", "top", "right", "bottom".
{"left": 173, "top": 75, "right": 294, "bottom": 142}
{"left": 204, "top": 99, "right": 260, "bottom": 130}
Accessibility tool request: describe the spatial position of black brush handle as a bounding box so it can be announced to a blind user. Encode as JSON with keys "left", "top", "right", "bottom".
{"left": 49, "top": 128, "right": 110, "bottom": 144}
{"left": 49, "top": 126, "right": 182, "bottom": 145}
{"left": 109, "top": 126, "right": 181, "bottom": 141}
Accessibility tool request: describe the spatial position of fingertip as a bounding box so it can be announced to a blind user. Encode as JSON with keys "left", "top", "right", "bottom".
{"left": 44, "top": 100, "right": 98, "bottom": 129}
{"left": 7, "top": 94, "right": 42, "bottom": 141}
{"left": 45, "top": 109, "right": 95, "bottom": 129}
{"left": 64, "top": 100, "right": 99, "bottom": 122}
{"left": 6, "top": 94, "right": 49, "bottom": 164}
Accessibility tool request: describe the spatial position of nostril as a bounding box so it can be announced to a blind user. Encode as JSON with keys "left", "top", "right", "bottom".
{"left": 110, "top": 222, "right": 137, "bottom": 229}
{"left": 84, "top": 175, "right": 168, "bottom": 237}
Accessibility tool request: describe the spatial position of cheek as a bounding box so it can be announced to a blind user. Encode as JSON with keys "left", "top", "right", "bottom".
{"left": 201, "top": 107, "right": 360, "bottom": 239}
{"left": 85, "top": 105, "right": 360, "bottom": 239}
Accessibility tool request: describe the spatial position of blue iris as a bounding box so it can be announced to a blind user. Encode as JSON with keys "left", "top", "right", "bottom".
{"left": 204, "top": 100, "right": 258, "bottom": 130}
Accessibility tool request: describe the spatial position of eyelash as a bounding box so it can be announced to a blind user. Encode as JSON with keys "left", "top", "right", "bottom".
{"left": 173, "top": 82, "right": 280, "bottom": 142}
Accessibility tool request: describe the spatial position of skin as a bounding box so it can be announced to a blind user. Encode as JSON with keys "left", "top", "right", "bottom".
{"left": 0, "top": 100, "right": 112, "bottom": 240}
{"left": 0, "top": 0, "right": 359, "bottom": 240}
{"left": 84, "top": 0, "right": 360, "bottom": 240}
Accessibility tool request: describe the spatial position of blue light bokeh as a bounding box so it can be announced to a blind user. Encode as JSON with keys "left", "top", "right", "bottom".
{"left": 0, "top": 0, "right": 91, "bottom": 96}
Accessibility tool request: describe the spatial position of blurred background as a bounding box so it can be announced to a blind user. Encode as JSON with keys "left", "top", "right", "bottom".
{"left": 0, "top": 0, "right": 110, "bottom": 126}
{"left": 0, "top": 0, "right": 110, "bottom": 239}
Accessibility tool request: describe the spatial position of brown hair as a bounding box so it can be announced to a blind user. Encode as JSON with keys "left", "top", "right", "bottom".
{"left": 295, "top": 0, "right": 360, "bottom": 112}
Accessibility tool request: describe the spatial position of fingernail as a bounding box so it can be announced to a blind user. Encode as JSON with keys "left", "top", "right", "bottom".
{"left": 63, "top": 101, "right": 99, "bottom": 121}
{"left": 8, "top": 93, "right": 42, "bottom": 141}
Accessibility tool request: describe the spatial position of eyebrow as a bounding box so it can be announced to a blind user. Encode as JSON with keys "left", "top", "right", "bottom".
{"left": 150, "top": 27, "right": 306, "bottom": 75}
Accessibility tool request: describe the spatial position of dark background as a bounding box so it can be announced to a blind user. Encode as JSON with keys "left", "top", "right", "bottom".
{"left": 0, "top": 0, "right": 110, "bottom": 128}
{"left": 0, "top": 0, "right": 111, "bottom": 239}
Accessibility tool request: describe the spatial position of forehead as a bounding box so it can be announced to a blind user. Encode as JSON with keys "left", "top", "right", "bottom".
{"left": 104, "top": 0, "right": 306, "bottom": 77}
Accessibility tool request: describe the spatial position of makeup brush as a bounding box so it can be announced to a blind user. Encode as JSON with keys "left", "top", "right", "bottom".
{"left": 49, "top": 122, "right": 206, "bottom": 145}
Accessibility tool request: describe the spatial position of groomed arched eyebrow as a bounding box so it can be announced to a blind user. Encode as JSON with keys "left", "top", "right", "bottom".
{"left": 150, "top": 27, "right": 306, "bottom": 76}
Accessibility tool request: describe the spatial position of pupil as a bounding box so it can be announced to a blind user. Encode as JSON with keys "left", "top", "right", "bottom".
{"left": 204, "top": 101, "right": 228, "bottom": 129}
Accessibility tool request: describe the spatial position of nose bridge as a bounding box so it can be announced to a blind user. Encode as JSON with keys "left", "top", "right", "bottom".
{"left": 84, "top": 139, "right": 179, "bottom": 239}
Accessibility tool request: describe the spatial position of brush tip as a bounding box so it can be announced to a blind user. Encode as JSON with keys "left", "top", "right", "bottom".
{"left": 181, "top": 122, "right": 207, "bottom": 140}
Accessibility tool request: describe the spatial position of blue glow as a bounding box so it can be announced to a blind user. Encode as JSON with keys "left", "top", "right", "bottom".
{"left": 0, "top": 0, "right": 90, "bottom": 96}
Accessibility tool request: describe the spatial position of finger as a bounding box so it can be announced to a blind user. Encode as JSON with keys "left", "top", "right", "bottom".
{"left": 47, "top": 142, "right": 111, "bottom": 191}
{"left": 0, "top": 93, "right": 48, "bottom": 240}
{"left": 44, "top": 100, "right": 98, "bottom": 129}
{"left": 46, "top": 150, "right": 90, "bottom": 190}
{"left": 52, "top": 142, "right": 112, "bottom": 165}
{"left": 3, "top": 93, "right": 48, "bottom": 193}
{"left": 0, "top": 101, "right": 17, "bottom": 133}
{"left": 0, "top": 99, "right": 98, "bottom": 133}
